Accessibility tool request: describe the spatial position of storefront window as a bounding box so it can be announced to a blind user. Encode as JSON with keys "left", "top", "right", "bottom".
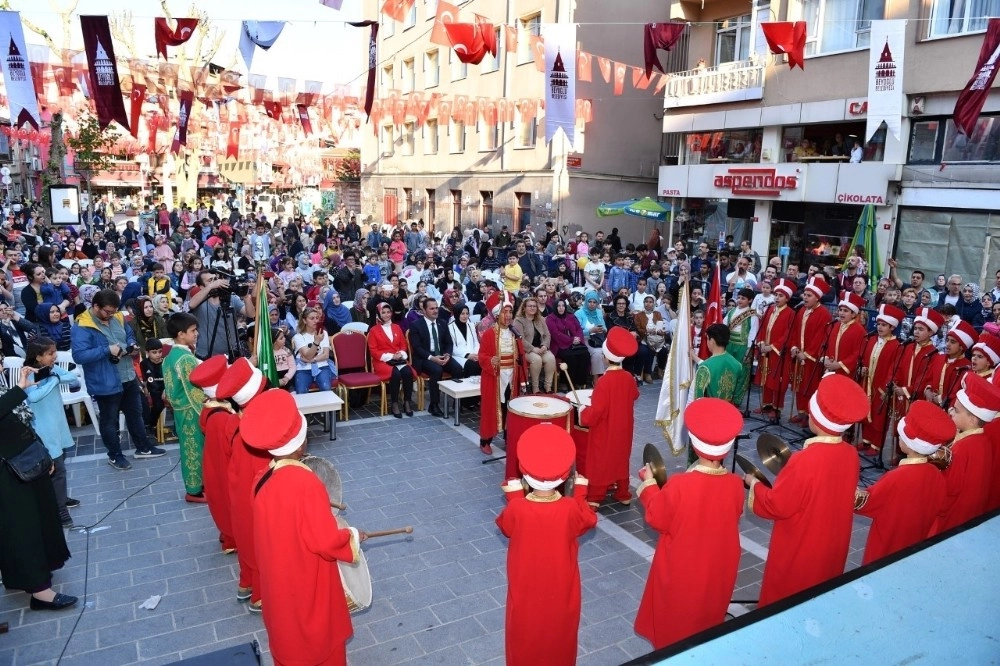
{"left": 780, "top": 123, "right": 884, "bottom": 162}
{"left": 907, "top": 114, "right": 1000, "bottom": 164}
{"left": 683, "top": 128, "right": 762, "bottom": 164}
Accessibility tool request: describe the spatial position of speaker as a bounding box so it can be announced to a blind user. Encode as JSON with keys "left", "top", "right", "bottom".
{"left": 166, "top": 641, "right": 261, "bottom": 665}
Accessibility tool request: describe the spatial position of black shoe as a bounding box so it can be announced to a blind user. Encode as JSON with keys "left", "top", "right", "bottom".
{"left": 65, "top": 498, "right": 81, "bottom": 509}
{"left": 391, "top": 402, "right": 402, "bottom": 419}
{"left": 29, "top": 593, "right": 78, "bottom": 611}
{"left": 404, "top": 401, "right": 414, "bottom": 417}
{"left": 134, "top": 447, "right": 166, "bottom": 459}
{"left": 429, "top": 405, "right": 444, "bottom": 417}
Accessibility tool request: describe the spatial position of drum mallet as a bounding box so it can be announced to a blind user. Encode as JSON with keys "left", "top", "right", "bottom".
{"left": 362, "top": 526, "right": 414, "bottom": 539}
{"left": 331, "top": 500, "right": 348, "bottom": 511}
{"left": 559, "top": 363, "right": 582, "bottom": 406}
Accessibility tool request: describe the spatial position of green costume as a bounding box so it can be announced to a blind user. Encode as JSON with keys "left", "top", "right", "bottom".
{"left": 163, "top": 345, "right": 205, "bottom": 494}
{"left": 724, "top": 306, "right": 757, "bottom": 405}
{"left": 688, "top": 352, "right": 742, "bottom": 463}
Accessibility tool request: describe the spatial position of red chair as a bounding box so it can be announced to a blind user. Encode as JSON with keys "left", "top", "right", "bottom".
{"left": 331, "top": 331, "right": 386, "bottom": 420}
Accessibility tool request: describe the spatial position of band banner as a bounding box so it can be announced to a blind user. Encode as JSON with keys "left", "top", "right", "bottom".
{"left": 348, "top": 21, "right": 379, "bottom": 120}
{"left": 866, "top": 20, "right": 905, "bottom": 142}
{"left": 0, "top": 11, "right": 42, "bottom": 128}
{"left": 542, "top": 23, "right": 576, "bottom": 149}
{"left": 80, "top": 15, "right": 130, "bottom": 130}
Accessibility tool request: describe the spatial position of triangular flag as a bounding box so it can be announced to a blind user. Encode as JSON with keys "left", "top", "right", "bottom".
{"left": 613, "top": 62, "right": 627, "bottom": 95}
{"left": 598, "top": 56, "right": 612, "bottom": 83}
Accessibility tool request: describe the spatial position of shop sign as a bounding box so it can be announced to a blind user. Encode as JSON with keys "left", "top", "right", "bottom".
{"left": 566, "top": 154, "right": 583, "bottom": 170}
{"left": 713, "top": 167, "right": 799, "bottom": 197}
{"left": 661, "top": 188, "right": 682, "bottom": 196}
{"left": 837, "top": 193, "right": 885, "bottom": 204}
{"left": 846, "top": 98, "right": 868, "bottom": 116}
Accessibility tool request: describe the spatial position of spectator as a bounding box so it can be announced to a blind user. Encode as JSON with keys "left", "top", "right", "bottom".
{"left": 35, "top": 303, "right": 71, "bottom": 352}
{"left": 0, "top": 300, "right": 36, "bottom": 357}
{"left": 957, "top": 283, "right": 986, "bottom": 329}
{"left": 19, "top": 262, "right": 47, "bottom": 324}
{"left": 187, "top": 269, "right": 255, "bottom": 359}
{"left": 937, "top": 274, "right": 963, "bottom": 308}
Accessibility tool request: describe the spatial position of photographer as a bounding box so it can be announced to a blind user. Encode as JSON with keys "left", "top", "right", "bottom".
{"left": 187, "top": 269, "right": 255, "bottom": 359}
{"left": 70, "top": 289, "right": 165, "bottom": 469}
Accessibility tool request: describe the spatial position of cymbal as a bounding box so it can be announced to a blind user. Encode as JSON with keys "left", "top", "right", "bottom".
{"left": 735, "top": 454, "right": 772, "bottom": 489}
{"left": 643, "top": 443, "right": 668, "bottom": 488}
{"left": 756, "top": 433, "right": 792, "bottom": 476}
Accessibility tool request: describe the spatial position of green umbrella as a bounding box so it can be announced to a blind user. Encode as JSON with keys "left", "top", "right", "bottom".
{"left": 596, "top": 197, "right": 670, "bottom": 222}
{"left": 596, "top": 198, "right": 637, "bottom": 218}
{"left": 841, "top": 204, "right": 882, "bottom": 284}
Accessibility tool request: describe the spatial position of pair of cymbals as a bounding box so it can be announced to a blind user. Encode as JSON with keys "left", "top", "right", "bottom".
{"left": 642, "top": 444, "right": 668, "bottom": 488}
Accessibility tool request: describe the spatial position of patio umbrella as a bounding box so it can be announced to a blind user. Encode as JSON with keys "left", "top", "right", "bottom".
{"left": 596, "top": 198, "right": 637, "bottom": 218}
{"left": 841, "top": 204, "right": 882, "bottom": 284}
{"left": 596, "top": 197, "right": 670, "bottom": 222}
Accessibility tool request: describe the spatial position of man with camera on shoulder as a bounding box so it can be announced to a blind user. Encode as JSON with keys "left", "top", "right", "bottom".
{"left": 70, "top": 289, "right": 166, "bottom": 470}
{"left": 188, "top": 269, "right": 255, "bottom": 360}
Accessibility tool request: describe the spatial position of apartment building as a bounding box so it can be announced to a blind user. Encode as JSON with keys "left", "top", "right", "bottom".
{"left": 658, "top": 0, "right": 1000, "bottom": 283}
{"left": 360, "top": 0, "right": 673, "bottom": 245}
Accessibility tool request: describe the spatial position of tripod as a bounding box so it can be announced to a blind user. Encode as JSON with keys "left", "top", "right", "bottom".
{"left": 204, "top": 294, "right": 241, "bottom": 362}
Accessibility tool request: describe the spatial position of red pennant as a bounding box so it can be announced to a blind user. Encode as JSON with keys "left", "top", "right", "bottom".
{"left": 530, "top": 35, "right": 545, "bottom": 72}
{"left": 439, "top": 100, "right": 452, "bottom": 126}
{"left": 504, "top": 24, "right": 517, "bottom": 54}
{"left": 445, "top": 23, "right": 487, "bottom": 64}
{"left": 154, "top": 17, "right": 198, "bottom": 60}
{"left": 129, "top": 83, "right": 146, "bottom": 138}
{"left": 613, "top": 62, "right": 627, "bottom": 95}
{"left": 653, "top": 72, "right": 668, "bottom": 94}
{"left": 430, "top": 1, "right": 460, "bottom": 47}
{"left": 264, "top": 100, "right": 283, "bottom": 120}
{"left": 577, "top": 51, "right": 592, "bottom": 82}
{"left": 380, "top": 0, "right": 415, "bottom": 23}
{"left": 147, "top": 114, "right": 159, "bottom": 153}
{"left": 297, "top": 104, "right": 313, "bottom": 136}
{"left": 631, "top": 67, "right": 652, "bottom": 90}
{"left": 598, "top": 57, "right": 612, "bottom": 83}
{"left": 954, "top": 19, "right": 1000, "bottom": 136}
{"left": 226, "top": 122, "right": 241, "bottom": 158}
{"left": 761, "top": 21, "right": 807, "bottom": 70}
{"left": 575, "top": 99, "right": 593, "bottom": 123}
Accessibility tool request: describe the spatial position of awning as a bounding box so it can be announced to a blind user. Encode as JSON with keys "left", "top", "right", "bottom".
{"left": 89, "top": 170, "right": 143, "bottom": 188}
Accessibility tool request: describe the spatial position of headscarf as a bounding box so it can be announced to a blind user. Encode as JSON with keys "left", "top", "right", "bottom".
{"left": 452, "top": 305, "right": 471, "bottom": 339}
{"left": 327, "top": 293, "right": 352, "bottom": 329}
{"left": 580, "top": 290, "right": 605, "bottom": 327}
{"left": 353, "top": 288, "right": 369, "bottom": 312}
{"left": 151, "top": 294, "right": 170, "bottom": 315}
{"left": 35, "top": 303, "right": 64, "bottom": 340}
{"left": 964, "top": 282, "right": 981, "bottom": 302}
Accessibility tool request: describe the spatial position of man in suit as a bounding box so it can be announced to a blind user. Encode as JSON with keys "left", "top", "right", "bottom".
{"left": 410, "top": 298, "right": 464, "bottom": 416}
{"left": 0, "top": 301, "right": 36, "bottom": 358}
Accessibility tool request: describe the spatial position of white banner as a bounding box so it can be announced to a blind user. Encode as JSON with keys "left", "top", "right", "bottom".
{"left": 0, "top": 11, "right": 41, "bottom": 129}
{"left": 866, "top": 20, "right": 905, "bottom": 142}
{"left": 542, "top": 23, "right": 575, "bottom": 149}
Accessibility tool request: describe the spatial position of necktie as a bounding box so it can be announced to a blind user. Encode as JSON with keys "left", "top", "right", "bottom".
{"left": 431, "top": 322, "right": 440, "bottom": 355}
{"left": 6, "top": 323, "right": 24, "bottom": 358}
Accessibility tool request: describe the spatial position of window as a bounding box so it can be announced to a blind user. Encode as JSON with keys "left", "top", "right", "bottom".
{"left": 402, "top": 188, "right": 413, "bottom": 219}
{"left": 480, "top": 191, "right": 494, "bottom": 228}
{"left": 478, "top": 121, "right": 498, "bottom": 151}
{"left": 450, "top": 120, "right": 466, "bottom": 153}
{"left": 514, "top": 109, "right": 536, "bottom": 148}
{"left": 425, "top": 0, "right": 438, "bottom": 21}
{"left": 518, "top": 14, "right": 541, "bottom": 65}
{"left": 450, "top": 49, "right": 467, "bottom": 81}
{"left": 683, "top": 128, "right": 763, "bottom": 164}
{"left": 907, "top": 114, "right": 1000, "bottom": 164}
{"left": 779, "top": 123, "right": 884, "bottom": 162}
{"left": 715, "top": 14, "right": 753, "bottom": 65}
{"left": 381, "top": 125, "right": 395, "bottom": 156}
{"left": 402, "top": 122, "right": 415, "bottom": 156}
{"left": 802, "top": 0, "right": 884, "bottom": 55}
{"left": 929, "top": 0, "right": 999, "bottom": 37}
{"left": 402, "top": 58, "right": 415, "bottom": 93}
{"left": 481, "top": 41, "right": 502, "bottom": 73}
{"left": 426, "top": 189, "right": 436, "bottom": 229}
{"left": 384, "top": 17, "right": 395, "bottom": 37}
{"left": 451, "top": 190, "right": 462, "bottom": 230}
{"left": 381, "top": 65, "right": 393, "bottom": 95}
{"left": 424, "top": 119, "right": 439, "bottom": 154}
{"left": 404, "top": 3, "right": 417, "bottom": 28}
{"left": 424, "top": 50, "right": 439, "bottom": 87}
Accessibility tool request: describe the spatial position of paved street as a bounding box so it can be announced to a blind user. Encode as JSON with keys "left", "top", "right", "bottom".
{"left": 0, "top": 384, "right": 881, "bottom": 665}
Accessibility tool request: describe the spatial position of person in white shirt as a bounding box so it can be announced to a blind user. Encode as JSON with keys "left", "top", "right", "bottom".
{"left": 849, "top": 137, "right": 864, "bottom": 163}
{"left": 448, "top": 305, "right": 481, "bottom": 377}
{"left": 725, "top": 257, "right": 758, "bottom": 295}
{"left": 751, "top": 280, "right": 776, "bottom": 317}
{"left": 628, "top": 278, "right": 653, "bottom": 313}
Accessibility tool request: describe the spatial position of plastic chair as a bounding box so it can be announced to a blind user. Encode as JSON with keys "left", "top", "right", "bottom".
{"left": 331, "top": 331, "right": 385, "bottom": 421}
{"left": 2, "top": 356, "right": 22, "bottom": 389}
{"left": 56, "top": 351, "right": 102, "bottom": 437}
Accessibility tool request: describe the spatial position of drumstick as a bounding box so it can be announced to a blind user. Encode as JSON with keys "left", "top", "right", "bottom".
{"left": 559, "top": 362, "right": 582, "bottom": 406}
{"left": 331, "top": 501, "right": 348, "bottom": 511}
{"left": 362, "top": 526, "right": 414, "bottom": 539}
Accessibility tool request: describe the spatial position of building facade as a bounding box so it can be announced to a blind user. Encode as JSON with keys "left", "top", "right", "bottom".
{"left": 657, "top": 0, "right": 1000, "bottom": 284}
{"left": 361, "top": 0, "right": 674, "bottom": 246}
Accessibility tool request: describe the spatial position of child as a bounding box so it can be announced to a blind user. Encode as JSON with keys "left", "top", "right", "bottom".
{"left": 497, "top": 424, "right": 596, "bottom": 664}
{"left": 689, "top": 308, "right": 705, "bottom": 362}
{"left": 40, "top": 268, "right": 72, "bottom": 314}
{"left": 146, "top": 262, "right": 177, "bottom": 304}
{"left": 161, "top": 313, "right": 207, "bottom": 503}
{"left": 363, "top": 252, "right": 381, "bottom": 284}
{"left": 377, "top": 250, "right": 392, "bottom": 280}
{"left": 272, "top": 328, "right": 296, "bottom": 390}
{"left": 24, "top": 337, "right": 81, "bottom": 528}
{"left": 141, "top": 339, "right": 166, "bottom": 435}
{"left": 854, "top": 400, "right": 951, "bottom": 565}
{"left": 752, "top": 279, "right": 776, "bottom": 317}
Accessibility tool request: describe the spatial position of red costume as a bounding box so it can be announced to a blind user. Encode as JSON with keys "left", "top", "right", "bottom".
{"left": 756, "top": 292, "right": 794, "bottom": 410}
{"left": 635, "top": 399, "right": 744, "bottom": 649}
{"left": 789, "top": 300, "right": 832, "bottom": 417}
{"left": 857, "top": 461, "right": 945, "bottom": 564}
{"left": 931, "top": 430, "right": 993, "bottom": 535}
{"left": 478, "top": 297, "right": 529, "bottom": 469}
{"left": 892, "top": 309, "right": 944, "bottom": 424}
{"left": 924, "top": 355, "right": 971, "bottom": 406}
{"left": 367, "top": 320, "right": 411, "bottom": 381}
{"left": 824, "top": 292, "right": 867, "bottom": 377}
{"left": 859, "top": 305, "right": 904, "bottom": 450}
{"left": 496, "top": 425, "right": 597, "bottom": 666}
{"left": 189, "top": 355, "right": 235, "bottom": 551}
{"left": 750, "top": 374, "right": 866, "bottom": 606}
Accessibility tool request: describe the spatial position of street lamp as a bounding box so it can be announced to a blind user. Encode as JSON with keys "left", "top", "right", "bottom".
{"left": 136, "top": 153, "right": 150, "bottom": 207}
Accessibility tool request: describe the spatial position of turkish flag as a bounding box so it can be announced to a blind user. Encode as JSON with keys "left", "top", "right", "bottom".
{"left": 653, "top": 72, "right": 668, "bottom": 94}
{"left": 631, "top": 67, "right": 652, "bottom": 90}
{"left": 577, "top": 51, "right": 592, "bottom": 82}
{"left": 297, "top": 104, "right": 313, "bottom": 136}
{"left": 264, "top": 101, "right": 283, "bottom": 120}
{"left": 613, "top": 62, "right": 627, "bottom": 96}
{"left": 227, "top": 122, "right": 241, "bottom": 158}
{"left": 475, "top": 15, "right": 497, "bottom": 57}
{"left": 530, "top": 35, "right": 545, "bottom": 72}
{"left": 445, "top": 23, "right": 487, "bottom": 64}
{"left": 439, "top": 100, "right": 452, "bottom": 126}
{"left": 154, "top": 17, "right": 198, "bottom": 60}
{"left": 430, "top": 1, "right": 460, "bottom": 47}
{"left": 761, "top": 21, "right": 807, "bottom": 70}
{"left": 700, "top": 263, "right": 723, "bottom": 360}
{"left": 129, "top": 84, "right": 145, "bottom": 138}
{"left": 504, "top": 24, "right": 517, "bottom": 54}
{"left": 380, "top": 0, "right": 414, "bottom": 23}
{"left": 644, "top": 22, "right": 686, "bottom": 78}
{"left": 147, "top": 115, "right": 159, "bottom": 153}
{"left": 575, "top": 99, "right": 592, "bottom": 123}
{"left": 598, "top": 57, "right": 612, "bottom": 83}
{"left": 954, "top": 19, "right": 1000, "bottom": 136}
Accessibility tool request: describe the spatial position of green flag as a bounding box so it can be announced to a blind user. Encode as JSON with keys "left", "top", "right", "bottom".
{"left": 255, "top": 274, "right": 279, "bottom": 387}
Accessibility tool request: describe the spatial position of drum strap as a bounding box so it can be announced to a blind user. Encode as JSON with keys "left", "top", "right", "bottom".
{"left": 253, "top": 467, "right": 276, "bottom": 497}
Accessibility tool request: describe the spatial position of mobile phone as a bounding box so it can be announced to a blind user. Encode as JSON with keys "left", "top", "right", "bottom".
{"left": 34, "top": 366, "right": 52, "bottom": 381}
{"left": 452, "top": 378, "right": 463, "bottom": 383}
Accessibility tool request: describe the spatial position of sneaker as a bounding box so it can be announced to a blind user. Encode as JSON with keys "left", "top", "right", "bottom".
{"left": 65, "top": 498, "right": 81, "bottom": 509}
{"left": 108, "top": 455, "right": 132, "bottom": 470}
{"left": 236, "top": 586, "right": 252, "bottom": 602}
{"left": 247, "top": 600, "right": 263, "bottom": 614}
{"left": 134, "top": 446, "right": 166, "bottom": 459}
{"left": 61, "top": 519, "right": 75, "bottom": 529}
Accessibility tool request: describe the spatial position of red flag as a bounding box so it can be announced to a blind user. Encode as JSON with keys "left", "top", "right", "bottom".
{"left": 348, "top": 21, "right": 379, "bottom": 121}
{"left": 613, "top": 62, "right": 627, "bottom": 95}
{"left": 147, "top": 114, "right": 159, "bottom": 153}
{"left": 700, "top": 263, "right": 723, "bottom": 360}
{"left": 431, "top": 1, "right": 460, "bottom": 47}
{"left": 444, "top": 23, "right": 487, "bottom": 64}
{"left": 598, "top": 57, "right": 612, "bottom": 83}
{"left": 227, "top": 122, "right": 241, "bottom": 158}
{"left": 761, "top": 21, "right": 807, "bottom": 70}
{"left": 644, "top": 22, "right": 686, "bottom": 78}
{"left": 129, "top": 83, "right": 145, "bottom": 138}
{"left": 380, "top": 0, "right": 414, "bottom": 23}
{"left": 504, "top": 24, "right": 517, "bottom": 54}
{"left": 79, "top": 15, "right": 130, "bottom": 130}
{"left": 264, "top": 101, "right": 283, "bottom": 120}
{"left": 154, "top": 17, "right": 198, "bottom": 60}
{"left": 631, "top": 67, "right": 652, "bottom": 90}
{"left": 954, "top": 19, "right": 1000, "bottom": 137}
{"left": 297, "top": 104, "right": 313, "bottom": 136}
{"left": 577, "top": 51, "right": 592, "bottom": 82}
{"left": 475, "top": 15, "right": 497, "bottom": 57}
{"left": 530, "top": 35, "right": 545, "bottom": 72}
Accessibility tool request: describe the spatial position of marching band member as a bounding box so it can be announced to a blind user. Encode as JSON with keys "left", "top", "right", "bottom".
{"left": 821, "top": 291, "right": 866, "bottom": 377}
{"left": 923, "top": 320, "right": 975, "bottom": 408}
{"left": 755, "top": 278, "right": 796, "bottom": 422}
{"left": 242, "top": 389, "right": 363, "bottom": 666}
{"left": 724, "top": 287, "right": 758, "bottom": 404}
{"left": 188, "top": 355, "right": 235, "bottom": 553}
{"left": 747, "top": 374, "right": 867, "bottom": 606}
{"left": 578, "top": 327, "right": 641, "bottom": 508}
{"left": 891, "top": 307, "right": 943, "bottom": 462}
{"left": 634, "top": 398, "right": 744, "bottom": 649}
{"left": 787, "top": 276, "right": 832, "bottom": 425}
{"left": 854, "top": 400, "right": 952, "bottom": 564}
{"left": 970, "top": 332, "right": 1000, "bottom": 379}
{"left": 858, "top": 304, "right": 904, "bottom": 456}
{"left": 930, "top": 372, "right": 1000, "bottom": 535}
{"left": 496, "top": 424, "right": 596, "bottom": 666}
{"left": 478, "top": 291, "right": 527, "bottom": 461}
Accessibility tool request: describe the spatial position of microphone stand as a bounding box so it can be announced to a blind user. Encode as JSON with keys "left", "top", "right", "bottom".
{"left": 743, "top": 303, "right": 773, "bottom": 422}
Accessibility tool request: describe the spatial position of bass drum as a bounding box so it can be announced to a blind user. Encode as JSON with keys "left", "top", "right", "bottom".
{"left": 504, "top": 396, "right": 572, "bottom": 481}
{"left": 336, "top": 515, "right": 373, "bottom": 613}
{"left": 300, "top": 454, "right": 343, "bottom": 515}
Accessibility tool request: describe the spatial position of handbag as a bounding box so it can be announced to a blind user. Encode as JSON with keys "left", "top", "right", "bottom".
{"left": 587, "top": 333, "right": 607, "bottom": 348}
{"left": 2, "top": 437, "right": 53, "bottom": 483}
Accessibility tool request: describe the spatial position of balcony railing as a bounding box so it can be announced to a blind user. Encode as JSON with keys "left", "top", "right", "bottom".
{"left": 663, "top": 58, "right": 765, "bottom": 109}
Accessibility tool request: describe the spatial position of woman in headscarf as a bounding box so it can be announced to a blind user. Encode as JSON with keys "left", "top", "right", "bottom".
{"left": 35, "top": 303, "right": 72, "bottom": 352}
{"left": 151, "top": 293, "right": 172, "bottom": 317}
{"left": 575, "top": 290, "right": 609, "bottom": 380}
{"left": 323, "top": 291, "right": 352, "bottom": 336}
{"left": 351, "top": 288, "right": 370, "bottom": 325}
{"left": 546, "top": 299, "right": 591, "bottom": 389}
{"left": 402, "top": 295, "right": 428, "bottom": 334}
{"left": 439, "top": 288, "right": 462, "bottom": 325}
{"left": 129, "top": 297, "right": 168, "bottom": 357}
{"left": 0, "top": 360, "right": 77, "bottom": 611}
{"left": 958, "top": 282, "right": 986, "bottom": 329}
{"left": 448, "top": 304, "right": 481, "bottom": 378}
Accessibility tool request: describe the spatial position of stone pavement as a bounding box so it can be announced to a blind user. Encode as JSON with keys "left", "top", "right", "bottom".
{"left": 0, "top": 383, "right": 883, "bottom": 666}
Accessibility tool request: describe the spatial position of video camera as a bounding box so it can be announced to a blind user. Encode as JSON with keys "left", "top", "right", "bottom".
{"left": 210, "top": 268, "right": 251, "bottom": 300}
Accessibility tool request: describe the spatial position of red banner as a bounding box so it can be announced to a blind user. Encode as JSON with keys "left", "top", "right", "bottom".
{"left": 954, "top": 19, "right": 1000, "bottom": 137}
{"left": 297, "top": 104, "right": 313, "bottom": 136}
{"left": 700, "top": 263, "right": 723, "bottom": 360}
{"left": 154, "top": 17, "right": 198, "bottom": 60}
{"left": 129, "top": 83, "right": 145, "bottom": 138}
{"left": 227, "top": 122, "right": 241, "bottom": 158}
{"left": 80, "top": 15, "right": 130, "bottom": 130}
{"left": 348, "top": 20, "right": 379, "bottom": 120}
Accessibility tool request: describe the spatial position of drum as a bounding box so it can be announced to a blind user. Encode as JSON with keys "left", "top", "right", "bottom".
{"left": 336, "top": 515, "right": 373, "bottom": 613}
{"left": 564, "top": 388, "right": 594, "bottom": 408}
{"left": 553, "top": 393, "right": 590, "bottom": 477}
{"left": 300, "top": 454, "right": 343, "bottom": 515}
{"left": 505, "top": 396, "right": 572, "bottom": 480}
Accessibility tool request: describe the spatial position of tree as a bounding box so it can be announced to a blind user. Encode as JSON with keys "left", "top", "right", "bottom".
{"left": 336, "top": 149, "right": 360, "bottom": 183}
{"left": 67, "top": 113, "right": 121, "bottom": 232}
{"left": 40, "top": 112, "right": 67, "bottom": 212}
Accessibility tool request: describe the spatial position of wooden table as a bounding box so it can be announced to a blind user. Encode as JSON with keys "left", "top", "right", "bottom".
{"left": 797, "top": 155, "right": 849, "bottom": 162}
{"left": 439, "top": 378, "right": 482, "bottom": 426}
{"left": 293, "top": 390, "right": 345, "bottom": 440}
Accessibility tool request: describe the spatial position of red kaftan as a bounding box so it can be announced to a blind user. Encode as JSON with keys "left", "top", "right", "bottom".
{"left": 634, "top": 468, "right": 744, "bottom": 649}
{"left": 987, "top": 426, "right": 1000, "bottom": 513}
{"left": 200, "top": 403, "right": 236, "bottom": 551}
{"left": 930, "top": 429, "right": 993, "bottom": 536}
{"left": 757, "top": 304, "right": 794, "bottom": 409}
{"left": 579, "top": 367, "right": 640, "bottom": 501}
{"left": 790, "top": 305, "right": 832, "bottom": 413}
{"left": 496, "top": 483, "right": 597, "bottom": 665}
{"left": 891, "top": 342, "right": 937, "bottom": 419}
{"left": 477, "top": 324, "right": 526, "bottom": 442}
{"left": 922, "top": 355, "right": 971, "bottom": 406}
{"left": 229, "top": 427, "right": 271, "bottom": 602}
{"left": 826, "top": 319, "right": 865, "bottom": 377}
{"left": 751, "top": 437, "right": 859, "bottom": 606}
{"left": 856, "top": 460, "right": 945, "bottom": 565}
{"left": 253, "top": 461, "right": 358, "bottom": 666}
{"left": 860, "top": 336, "right": 900, "bottom": 449}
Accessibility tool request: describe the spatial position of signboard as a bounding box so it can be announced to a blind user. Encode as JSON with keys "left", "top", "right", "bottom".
{"left": 566, "top": 154, "right": 583, "bottom": 170}
{"left": 47, "top": 185, "right": 80, "bottom": 225}
{"left": 846, "top": 97, "right": 868, "bottom": 117}
{"left": 663, "top": 61, "right": 765, "bottom": 109}
{"left": 834, "top": 162, "right": 894, "bottom": 206}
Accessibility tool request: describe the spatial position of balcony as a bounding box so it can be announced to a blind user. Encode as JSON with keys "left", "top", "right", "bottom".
{"left": 663, "top": 59, "right": 765, "bottom": 110}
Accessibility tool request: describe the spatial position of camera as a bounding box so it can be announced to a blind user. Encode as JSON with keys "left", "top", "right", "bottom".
{"left": 109, "top": 344, "right": 137, "bottom": 364}
{"left": 210, "top": 269, "right": 251, "bottom": 300}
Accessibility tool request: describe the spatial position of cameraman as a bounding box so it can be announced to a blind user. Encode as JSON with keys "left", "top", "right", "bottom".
{"left": 70, "top": 289, "right": 165, "bottom": 470}
{"left": 188, "top": 269, "right": 255, "bottom": 359}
